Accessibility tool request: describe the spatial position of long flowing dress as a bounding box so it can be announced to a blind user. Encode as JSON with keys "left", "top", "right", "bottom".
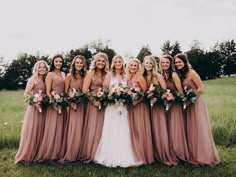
{"left": 166, "top": 80, "right": 189, "bottom": 162}
{"left": 79, "top": 75, "right": 105, "bottom": 162}
{"left": 183, "top": 79, "right": 220, "bottom": 167}
{"left": 60, "top": 78, "right": 85, "bottom": 163}
{"left": 127, "top": 81, "right": 154, "bottom": 164}
{"left": 15, "top": 80, "right": 46, "bottom": 163}
{"left": 35, "top": 76, "right": 65, "bottom": 161}
{"left": 94, "top": 75, "right": 142, "bottom": 167}
{"left": 151, "top": 84, "right": 177, "bottom": 166}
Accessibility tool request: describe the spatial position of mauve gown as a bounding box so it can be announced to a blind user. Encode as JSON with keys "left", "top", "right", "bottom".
{"left": 166, "top": 80, "right": 189, "bottom": 162}
{"left": 60, "top": 78, "right": 85, "bottom": 162}
{"left": 127, "top": 81, "right": 154, "bottom": 164}
{"left": 150, "top": 84, "right": 177, "bottom": 166}
{"left": 183, "top": 79, "right": 220, "bottom": 167}
{"left": 15, "top": 79, "right": 46, "bottom": 163}
{"left": 35, "top": 76, "right": 66, "bottom": 161}
{"left": 79, "top": 76, "right": 105, "bottom": 162}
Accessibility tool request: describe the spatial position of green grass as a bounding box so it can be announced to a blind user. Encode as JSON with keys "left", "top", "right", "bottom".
{"left": 0, "top": 147, "right": 235, "bottom": 177}
{"left": 0, "top": 77, "right": 236, "bottom": 177}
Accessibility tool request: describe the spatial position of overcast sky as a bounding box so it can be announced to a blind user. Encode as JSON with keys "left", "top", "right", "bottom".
{"left": 0, "top": 0, "right": 236, "bottom": 61}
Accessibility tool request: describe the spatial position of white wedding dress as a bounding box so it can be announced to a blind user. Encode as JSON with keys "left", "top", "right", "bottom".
{"left": 94, "top": 75, "right": 142, "bottom": 168}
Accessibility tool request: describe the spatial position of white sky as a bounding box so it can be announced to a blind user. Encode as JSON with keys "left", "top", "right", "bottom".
{"left": 0, "top": 0, "right": 236, "bottom": 61}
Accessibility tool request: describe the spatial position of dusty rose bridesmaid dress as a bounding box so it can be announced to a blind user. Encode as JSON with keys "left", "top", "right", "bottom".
{"left": 60, "top": 78, "right": 85, "bottom": 162}
{"left": 183, "top": 79, "right": 220, "bottom": 167}
{"left": 150, "top": 84, "right": 177, "bottom": 166}
{"left": 15, "top": 80, "right": 46, "bottom": 163}
{"left": 166, "top": 80, "right": 189, "bottom": 162}
{"left": 127, "top": 81, "right": 154, "bottom": 164}
{"left": 35, "top": 77, "right": 66, "bottom": 161}
{"left": 79, "top": 76, "right": 105, "bottom": 162}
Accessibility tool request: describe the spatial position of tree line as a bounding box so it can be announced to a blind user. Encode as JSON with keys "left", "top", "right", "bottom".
{"left": 0, "top": 39, "right": 235, "bottom": 90}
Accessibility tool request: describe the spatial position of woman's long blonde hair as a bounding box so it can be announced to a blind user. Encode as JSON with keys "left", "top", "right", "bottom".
{"left": 110, "top": 55, "right": 125, "bottom": 78}
{"left": 126, "top": 58, "right": 142, "bottom": 80}
{"left": 142, "top": 55, "right": 159, "bottom": 84}
{"left": 89, "top": 52, "right": 109, "bottom": 81}
{"left": 31, "top": 60, "right": 49, "bottom": 80}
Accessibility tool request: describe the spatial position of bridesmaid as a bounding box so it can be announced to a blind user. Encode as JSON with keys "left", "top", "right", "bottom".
{"left": 79, "top": 52, "right": 109, "bottom": 162}
{"left": 142, "top": 56, "right": 177, "bottom": 166}
{"left": 174, "top": 53, "right": 220, "bottom": 167}
{"left": 35, "top": 54, "right": 66, "bottom": 161}
{"left": 60, "top": 55, "right": 87, "bottom": 163}
{"left": 15, "top": 60, "right": 49, "bottom": 163}
{"left": 159, "top": 54, "right": 189, "bottom": 162}
{"left": 127, "top": 58, "right": 154, "bottom": 164}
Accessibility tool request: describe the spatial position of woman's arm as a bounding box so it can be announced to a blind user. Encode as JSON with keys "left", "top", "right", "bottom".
{"left": 172, "top": 72, "right": 183, "bottom": 92}
{"left": 24, "top": 78, "right": 35, "bottom": 97}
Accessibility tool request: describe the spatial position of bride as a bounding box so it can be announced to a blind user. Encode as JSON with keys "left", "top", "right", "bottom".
{"left": 94, "top": 55, "right": 142, "bottom": 167}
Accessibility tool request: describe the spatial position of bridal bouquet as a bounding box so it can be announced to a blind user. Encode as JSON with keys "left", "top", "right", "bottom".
{"left": 146, "top": 84, "right": 163, "bottom": 109}
{"left": 67, "top": 88, "right": 84, "bottom": 111}
{"left": 161, "top": 89, "right": 175, "bottom": 111}
{"left": 27, "top": 90, "right": 48, "bottom": 113}
{"left": 92, "top": 88, "right": 109, "bottom": 110}
{"left": 181, "top": 86, "right": 197, "bottom": 110}
{"left": 50, "top": 91, "right": 68, "bottom": 115}
{"left": 107, "top": 86, "right": 130, "bottom": 104}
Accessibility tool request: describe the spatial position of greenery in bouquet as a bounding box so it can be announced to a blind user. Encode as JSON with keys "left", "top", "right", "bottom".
{"left": 145, "top": 84, "right": 164, "bottom": 109}
{"left": 26, "top": 90, "right": 49, "bottom": 113}
{"left": 49, "top": 91, "right": 68, "bottom": 114}
{"left": 67, "top": 88, "right": 84, "bottom": 111}
{"left": 161, "top": 89, "right": 175, "bottom": 111}
{"left": 91, "top": 88, "right": 109, "bottom": 110}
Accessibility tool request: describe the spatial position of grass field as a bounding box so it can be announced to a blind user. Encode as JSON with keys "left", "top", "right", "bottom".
{"left": 0, "top": 77, "right": 235, "bottom": 177}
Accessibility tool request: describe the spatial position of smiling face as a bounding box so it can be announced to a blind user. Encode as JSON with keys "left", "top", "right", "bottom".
{"left": 96, "top": 56, "right": 106, "bottom": 69}
{"left": 113, "top": 57, "right": 123, "bottom": 70}
{"left": 144, "top": 58, "right": 153, "bottom": 71}
{"left": 54, "top": 57, "right": 63, "bottom": 70}
{"left": 161, "top": 57, "right": 171, "bottom": 71}
{"left": 74, "top": 58, "right": 84, "bottom": 71}
{"left": 174, "top": 57, "right": 185, "bottom": 70}
{"left": 128, "top": 60, "right": 139, "bottom": 74}
{"left": 38, "top": 62, "right": 47, "bottom": 76}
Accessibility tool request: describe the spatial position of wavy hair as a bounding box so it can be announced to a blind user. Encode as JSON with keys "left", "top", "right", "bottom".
{"left": 159, "top": 54, "right": 175, "bottom": 81}
{"left": 174, "top": 53, "right": 191, "bottom": 79}
{"left": 49, "top": 54, "right": 64, "bottom": 72}
{"left": 31, "top": 60, "right": 49, "bottom": 80}
{"left": 70, "top": 55, "right": 87, "bottom": 78}
{"left": 126, "top": 58, "right": 142, "bottom": 80}
{"left": 110, "top": 55, "right": 125, "bottom": 77}
{"left": 89, "top": 52, "right": 109, "bottom": 81}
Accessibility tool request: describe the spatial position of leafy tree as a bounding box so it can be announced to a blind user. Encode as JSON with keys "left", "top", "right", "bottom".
{"left": 171, "top": 41, "right": 182, "bottom": 57}
{"left": 217, "top": 40, "right": 236, "bottom": 75}
{"left": 136, "top": 44, "right": 152, "bottom": 63}
{"left": 88, "top": 39, "right": 116, "bottom": 65}
{"left": 161, "top": 40, "right": 173, "bottom": 55}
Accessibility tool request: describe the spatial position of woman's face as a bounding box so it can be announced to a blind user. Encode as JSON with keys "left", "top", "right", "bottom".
{"left": 129, "top": 61, "right": 139, "bottom": 74}
{"left": 113, "top": 57, "right": 123, "bottom": 70}
{"left": 38, "top": 62, "right": 47, "bottom": 76}
{"left": 75, "top": 58, "right": 84, "bottom": 71}
{"left": 161, "top": 57, "right": 171, "bottom": 71}
{"left": 54, "top": 57, "right": 63, "bottom": 70}
{"left": 144, "top": 59, "right": 153, "bottom": 71}
{"left": 174, "top": 57, "right": 185, "bottom": 70}
{"left": 96, "top": 56, "right": 106, "bottom": 69}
